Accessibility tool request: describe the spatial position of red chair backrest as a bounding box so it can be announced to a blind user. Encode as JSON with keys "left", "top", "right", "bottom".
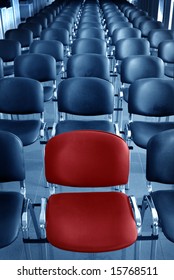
{"left": 45, "top": 130, "right": 129, "bottom": 187}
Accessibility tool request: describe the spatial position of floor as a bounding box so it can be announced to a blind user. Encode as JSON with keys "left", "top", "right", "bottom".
{"left": 0, "top": 73, "right": 174, "bottom": 260}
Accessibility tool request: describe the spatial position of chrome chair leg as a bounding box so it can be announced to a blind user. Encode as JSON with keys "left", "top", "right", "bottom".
{"left": 134, "top": 240, "right": 141, "bottom": 260}
{"left": 150, "top": 239, "right": 158, "bottom": 260}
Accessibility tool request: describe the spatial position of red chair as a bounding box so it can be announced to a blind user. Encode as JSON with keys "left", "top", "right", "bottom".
{"left": 40, "top": 130, "right": 141, "bottom": 258}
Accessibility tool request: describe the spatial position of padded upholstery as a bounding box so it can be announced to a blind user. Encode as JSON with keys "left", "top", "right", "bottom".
{"left": 115, "top": 38, "right": 150, "bottom": 61}
{"left": 146, "top": 130, "right": 174, "bottom": 243}
{"left": 0, "top": 39, "right": 21, "bottom": 76}
{"left": 132, "top": 15, "right": 151, "bottom": 28}
{"left": 158, "top": 40, "right": 174, "bottom": 78}
{"left": 139, "top": 20, "right": 164, "bottom": 37}
{"left": 76, "top": 27, "right": 105, "bottom": 40}
{"left": 120, "top": 55, "right": 164, "bottom": 84}
{"left": 50, "top": 21, "right": 72, "bottom": 33}
{"left": 72, "top": 38, "right": 107, "bottom": 55}
{"left": 148, "top": 29, "right": 174, "bottom": 49}
{"left": 0, "top": 119, "right": 42, "bottom": 146}
{"left": 44, "top": 130, "right": 138, "bottom": 252}
{"left": 151, "top": 191, "right": 174, "bottom": 243}
{"left": 128, "top": 78, "right": 174, "bottom": 116}
{"left": 146, "top": 129, "right": 174, "bottom": 184}
{"left": 55, "top": 120, "right": 115, "bottom": 134}
{"left": 0, "top": 192, "right": 24, "bottom": 248}
{"left": 0, "top": 131, "right": 25, "bottom": 182}
{"left": 0, "top": 131, "right": 25, "bottom": 249}
{"left": 57, "top": 77, "right": 114, "bottom": 115}
{"left": 45, "top": 130, "right": 129, "bottom": 187}
{"left": 18, "top": 22, "right": 42, "bottom": 39}
{"left": 108, "top": 21, "right": 132, "bottom": 36}
{"left": 30, "top": 40, "right": 64, "bottom": 62}
{"left": 5, "top": 28, "right": 33, "bottom": 48}
{"left": 14, "top": 53, "right": 56, "bottom": 102}
{"left": 46, "top": 192, "right": 137, "bottom": 252}
{"left": 66, "top": 53, "right": 110, "bottom": 80}
{"left": 14, "top": 53, "right": 56, "bottom": 82}
{"left": 27, "top": 15, "right": 48, "bottom": 29}
{"left": 129, "top": 10, "right": 147, "bottom": 21}
{"left": 128, "top": 78, "right": 174, "bottom": 148}
{"left": 41, "top": 28, "right": 70, "bottom": 46}
{"left": 129, "top": 121, "right": 174, "bottom": 149}
{"left": 56, "top": 77, "right": 115, "bottom": 134}
{"left": 112, "top": 27, "right": 141, "bottom": 45}
{"left": 0, "top": 77, "right": 44, "bottom": 146}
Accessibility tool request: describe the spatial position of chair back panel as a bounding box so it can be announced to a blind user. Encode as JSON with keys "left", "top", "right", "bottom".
{"left": 0, "top": 77, "right": 44, "bottom": 114}
{"left": 147, "top": 129, "right": 174, "bottom": 184}
{"left": 0, "top": 40, "right": 21, "bottom": 61}
{"left": 115, "top": 38, "right": 150, "bottom": 60}
{"left": 58, "top": 77, "right": 114, "bottom": 115}
{"left": 158, "top": 40, "right": 174, "bottom": 63}
{"left": 120, "top": 55, "right": 164, "bottom": 83}
{"left": 72, "top": 38, "right": 107, "bottom": 55}
{"left": 67, "top": 53, "right": 110, "bottom": 81}
{"left": 148, "top": 29, "right": 174, "bottom": 48}
{"left": 40, "top": 28, "right": 70, "bottom": 46}
{"left": 30, "top": 40, "right": 64, "bottom": 61}
{"left": 14, "top": 53, "right": 57, "bottom": 81}
{"left": 45, "top": 130, "right": 129, "bottom": 187}
{"left": 77, "top": 27, "right": 105, "bottom": 40}
{"left": 0, "top": 131, "right": 25, "bottom": 182}
{"left": 128, "top": 78, "right": 174, "bottom": 116}
{"left": 112, "top": 27, "right": 141, "bottom": 45}
{"left": 5, "top": 29, "right": 33, "bottom": 48}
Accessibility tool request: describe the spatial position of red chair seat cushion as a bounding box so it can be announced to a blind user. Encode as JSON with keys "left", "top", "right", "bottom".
{"left": 46, "top": 192, "right": 137, "bottom": 252}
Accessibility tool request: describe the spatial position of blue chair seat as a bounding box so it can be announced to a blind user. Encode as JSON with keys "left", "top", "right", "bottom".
{"left": 0, "top": 119, "right": 42, "bottom": 146}
{"left": 151, "top": 190, "right": 174, "bottom": 243}
{"left": 55, "top": 120, "right": 115, "bottom": 135}
{"left": 0, "top": 192, "right": 24, "bottom": 249}
{"left": 164, "top": 64, "right": 174, "bottom": 78}
{"left": 44, "top": 86, "right": 53, "bottom": 102}
{"left": 129, "top": 121, "right": 174, "bottom": 149}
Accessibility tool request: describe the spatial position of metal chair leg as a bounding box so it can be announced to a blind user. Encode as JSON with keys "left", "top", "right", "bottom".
{"left": 150, "top": 239, "right": 158, "bottom": 260}
{"left": 134, "top": 240, "right": 141, "bottom": 260}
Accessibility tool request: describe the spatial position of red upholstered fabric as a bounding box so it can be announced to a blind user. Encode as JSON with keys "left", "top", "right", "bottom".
{"left": 46, "top": 192, "right": 137, "bottom": 252}
{"left": 45, "top": 130, "right": 129, "bottom": 187}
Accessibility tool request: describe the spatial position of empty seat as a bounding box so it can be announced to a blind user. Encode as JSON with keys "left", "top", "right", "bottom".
{"left": 53, "top": 77, "right": 116, "bottom": 135}
{"left": 71, "top": 38, "right": 107, "bottom": 55}
{"left": 40, "top": 28, "right": 70, "bottom": 55}
{"left": 76, "top": 27, "right": 105, "bottom": 40}
{"left": 125, "top": 78, "right": 174, "bottom": 149}
{"left": 139, "top": 20, "right": 164, "bottom": 38}
{"left": 39, "top": 130, "right": 141, "bottom": 258}
{"left": 112, "top": 27, "right": 141, "bottom": 45}
{"left": 5, "top": 28, "right": 33, "bottom": 53}
{"left": 0, "top": 130, "right": 40, "bottom": 257}
{"left": 0, "top": 39, "right": 21, "bottom": 76}
{"left": 117, "top": 55, "right": 164, "bottom": 130}
{"left": 142, "top": 129, "right": 174, "bottom": 259}
{"left": 14, "top": 53, "right": 57, "bottom": 103}
{"left": 0, "top": 77, "right": 46, "bottom": 146}
{"left": 29, "top": 40, "right": 64, "bottom": 75}
{"left": 66, "top": 53, "right": 110, "bottom": 81}
{"left": 148, "top": 29, "right": 174, "bottom": 55}
{"left": 158, "top": 40, "right": 174, "bottom": 79}
{"left": 18, "top": 22, "right": 42, "bottom": 40}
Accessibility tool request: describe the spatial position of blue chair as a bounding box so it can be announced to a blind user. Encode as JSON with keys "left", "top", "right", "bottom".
{"left": 142, "top": 129, "right": 174, "bottom": 259}
{"left": 0, "top": 131, "right": 40, "bottom": 258}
